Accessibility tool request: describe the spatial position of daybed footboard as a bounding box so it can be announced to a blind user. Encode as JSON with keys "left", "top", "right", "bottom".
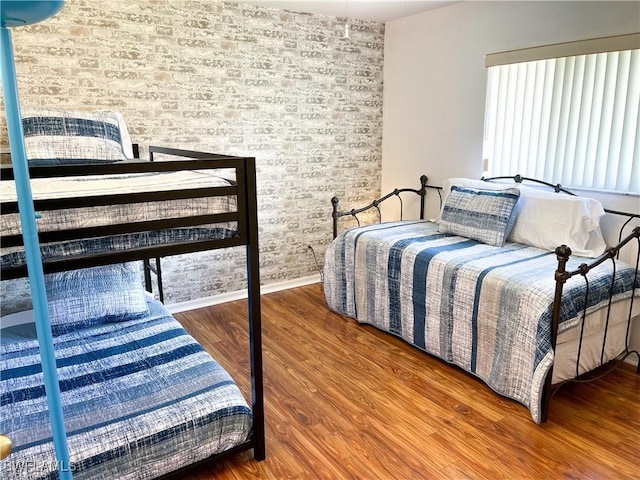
{"left": 542, "top": 223, "right": 640, "bottom": 422}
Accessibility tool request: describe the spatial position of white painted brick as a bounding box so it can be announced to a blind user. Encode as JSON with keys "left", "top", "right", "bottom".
{"left": 0, "top": 0, "right": 384, "bottom": 307}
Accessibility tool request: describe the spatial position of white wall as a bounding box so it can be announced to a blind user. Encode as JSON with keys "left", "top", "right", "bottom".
{"left": 382, "top": 1, "right": 640, "bottom": 356}
{"left": 382, "top": 0, "right": 639, "bottom": 218}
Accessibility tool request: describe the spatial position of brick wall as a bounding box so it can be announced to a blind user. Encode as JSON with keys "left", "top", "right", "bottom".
{"left": 0, "top": 0, "right": 385, "bottom": 305}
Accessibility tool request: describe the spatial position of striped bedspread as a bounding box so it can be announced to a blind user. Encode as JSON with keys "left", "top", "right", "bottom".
{"left": 324, "top": 220, "right": 639, "bottom": 423}
{"left": 0, "top": 298, "right": 252, "bottom": 479}
{"left": 0, "top": 169, "right": 238, "bottom": 270}
{"left": 0, "top": 227, "right": 238, "bottom": 270}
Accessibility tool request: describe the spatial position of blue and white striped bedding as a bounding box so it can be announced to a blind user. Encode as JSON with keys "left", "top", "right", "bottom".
{"left": 324, "top": 220, "right": 639, "bottom": 423}
{"left": 0, "top": 297, "right": 252, "bottom": 479}
{"left": 21, "top": 110, "right": 128, "bottom": 166}
{"left": 0, "top": 227, "right": 237, "bottom": 270}
{"left": 0, "top": 170, "right": 238, "bottom": 270}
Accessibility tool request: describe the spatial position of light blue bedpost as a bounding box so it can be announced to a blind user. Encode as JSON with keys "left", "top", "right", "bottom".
{"left": 0, "top": 1, "right": 72, "bottom": 478}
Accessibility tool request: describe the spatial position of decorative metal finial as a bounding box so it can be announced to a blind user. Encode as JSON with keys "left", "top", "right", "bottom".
{"left": 0, "top": 434, "right": 12, "bottom": 460}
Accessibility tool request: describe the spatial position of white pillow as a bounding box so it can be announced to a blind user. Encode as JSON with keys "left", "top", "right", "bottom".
{"left": 110, "top": 111, "right": 134, "bottom": 158}
{"left": 508, "top": 185, "right": 607, "bottom": 257}
{"left": 438, "top": 178, "right": 607, "bottom": 257}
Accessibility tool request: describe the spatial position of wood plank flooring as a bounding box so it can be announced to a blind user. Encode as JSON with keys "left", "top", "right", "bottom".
{"left": 175, "top": 283, "right": 640, "bottom": 480}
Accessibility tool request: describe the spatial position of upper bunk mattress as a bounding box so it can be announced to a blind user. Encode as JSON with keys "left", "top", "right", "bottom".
{"left": 0, "top": 297, "right": 252, "bottom": 479}
{"left": 0, "top": 169, "right": 238, "bottom": 269}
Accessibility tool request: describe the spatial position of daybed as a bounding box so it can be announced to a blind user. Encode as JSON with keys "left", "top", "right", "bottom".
{"left": 324, "top": 175, "right": 639, "bottom": 423}
{"left": 0, "top": 109, "right": 264, "bottom": 478}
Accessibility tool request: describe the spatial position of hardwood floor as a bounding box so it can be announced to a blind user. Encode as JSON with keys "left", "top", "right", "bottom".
{"left": 175, "top": 283, "right": 640, "bottom": 480}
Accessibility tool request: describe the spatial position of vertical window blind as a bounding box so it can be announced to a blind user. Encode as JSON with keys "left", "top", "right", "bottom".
{"left": 483, "top": 34, "right": 639, "bottom": 194}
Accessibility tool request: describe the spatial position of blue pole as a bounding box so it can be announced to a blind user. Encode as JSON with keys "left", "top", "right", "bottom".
{"left": 1, "top": 26, "right": 73, "bottom": 479}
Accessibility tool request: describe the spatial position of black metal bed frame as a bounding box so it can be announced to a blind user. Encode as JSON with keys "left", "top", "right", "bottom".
{"left": 139, "top": 145, "right": 239, "bottom": 303}
{"left": 331, "top": 173, "right": 640, "bottom": 423}
{"left": 331, "top": 175, "right": 442, "bottom": 239}
{"left": 483, "top": 176, "right": 640, "bottom": 422}
{"left": 0, "top": 148, "right": 266, "bottom": 474}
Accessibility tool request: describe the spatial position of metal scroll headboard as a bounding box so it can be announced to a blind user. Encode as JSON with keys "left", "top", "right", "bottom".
{"left": 331, "top": 175, "right": 443, "bottom": 239}
{"left": 482, "top": 174, "right": 640, "bottom": 250}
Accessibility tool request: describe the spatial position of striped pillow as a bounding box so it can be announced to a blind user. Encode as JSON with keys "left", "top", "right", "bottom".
{"left": 438, "top": 185, "right": 520, "bottom": 246}
{"left": 21, "top": 108, "right": 127, "bottom": 165}
{"left": 46, "top": 263, "right": 149, "bottom": 335}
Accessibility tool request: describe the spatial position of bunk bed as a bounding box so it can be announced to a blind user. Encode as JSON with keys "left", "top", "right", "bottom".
{"left": 0, "top": 2, "right": 263, "bottom": 476}
{"left": 325, "top": 175, "right": 640, "bottom": 423}
{"left": 0, "top": 146, "right": 265, "bottom": 478}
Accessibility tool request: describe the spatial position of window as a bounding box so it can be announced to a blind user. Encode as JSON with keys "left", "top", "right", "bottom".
{"left": 483, "top": 33, "right": 639, "bottom": 195}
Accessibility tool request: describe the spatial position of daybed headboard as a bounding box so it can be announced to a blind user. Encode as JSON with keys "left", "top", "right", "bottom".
{"left": 331, "top": 173, "right": 639, "bottom": 263}
{"left": 331, "top": 175, "right": 443, "bottom": 239}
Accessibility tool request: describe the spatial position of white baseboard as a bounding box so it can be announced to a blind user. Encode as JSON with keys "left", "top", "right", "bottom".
{"left": 166, "top": 274, "right": 322, "bottom": 314}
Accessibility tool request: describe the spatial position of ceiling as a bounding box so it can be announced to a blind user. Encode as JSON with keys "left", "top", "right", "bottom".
{"left": 240, "top": 1, "right": 456, "bottom": 23}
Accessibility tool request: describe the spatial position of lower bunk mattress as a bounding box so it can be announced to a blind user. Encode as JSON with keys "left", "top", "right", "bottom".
{"left": 324, "top": 220, "right": 640, "bottom": 423}
{"left": 0, "top": 297, "right": 252, "bottom": 479}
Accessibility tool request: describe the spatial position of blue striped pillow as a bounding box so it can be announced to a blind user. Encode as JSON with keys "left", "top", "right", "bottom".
{"left": 45, "top": 263, "right": 149, "bottom": 335}
{"left": 438, "top": 185, "right": 520, "bottom": 246}
{"left": 21, "top": 109, "right": 127, "bottom": 166}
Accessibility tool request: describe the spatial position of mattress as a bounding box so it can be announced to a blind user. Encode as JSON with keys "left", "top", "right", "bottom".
{"left": 0, "top": 296, "right": 252, "bottom": 479}
{"left": 553, "top": 299, "right": 640, "bottom": 383}
{"left": 324, "top": 220, "right": 640, "bottom": 423}
{"left": 0, "top": 169, "right": 238, "bottom": 269}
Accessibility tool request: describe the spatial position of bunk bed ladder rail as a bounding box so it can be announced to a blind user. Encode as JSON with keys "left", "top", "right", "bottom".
{"left": 541, "top": 223, "right": 640, "bottom": 423}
